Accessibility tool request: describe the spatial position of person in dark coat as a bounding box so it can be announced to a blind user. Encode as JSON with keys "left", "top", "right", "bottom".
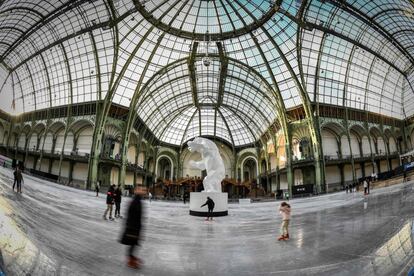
{"left": 15, "top": 168, "right": 23, "bottom": 193}
{"left": 200, "top": 196, "right": 215, "bottom": 221}
{"left": 183, "top": 191, "right": 189, "bottom": 204}
{"left": 12, "top": 168, "right": 17, "bottom": 192}
{"left": 103, "top": 184, "right": 115, "bottom": 220}
{"left": 95, "top": 181, "right": 100, "bottom": 197}
{"left": 120, "top": 185, "right": 145, "bottom": 269}
{"left": 114, "top": 185, "right": 122, "bottom": 218}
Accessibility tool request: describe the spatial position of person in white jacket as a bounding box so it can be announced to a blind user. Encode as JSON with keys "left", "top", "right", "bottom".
{"left": 278, "top": 201, "right": 291, "bottom": 241}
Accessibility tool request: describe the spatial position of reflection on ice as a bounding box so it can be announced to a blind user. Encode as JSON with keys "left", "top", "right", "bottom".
{"left": 364, "top": 220, "right": 414, "bottom": 275}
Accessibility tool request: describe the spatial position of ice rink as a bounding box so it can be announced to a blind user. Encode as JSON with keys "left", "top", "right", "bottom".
{"left": 0, "top": 166, "right": 414, "bottom": 276}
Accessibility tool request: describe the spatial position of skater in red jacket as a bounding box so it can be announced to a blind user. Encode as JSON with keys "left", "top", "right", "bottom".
{"left": 278, "top": 201, "right": 291, "bottom": 241}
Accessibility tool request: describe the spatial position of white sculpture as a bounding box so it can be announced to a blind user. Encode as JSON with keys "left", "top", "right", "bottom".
{"left": 188, "top": 137, "right": 225, "bottom": 193}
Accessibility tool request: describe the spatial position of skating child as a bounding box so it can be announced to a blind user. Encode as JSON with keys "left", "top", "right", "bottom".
{"left": 278, "top": 201, "right": 291, "bottom": 241}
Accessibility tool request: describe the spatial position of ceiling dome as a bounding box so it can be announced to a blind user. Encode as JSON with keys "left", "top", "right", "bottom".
{"left": 135, "top": 0, "right": 276, "bottom": 41}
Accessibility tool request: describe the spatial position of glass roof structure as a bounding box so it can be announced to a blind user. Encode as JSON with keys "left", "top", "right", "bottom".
{"left": 0, "top": 0, "right": 413, "bottom": 146}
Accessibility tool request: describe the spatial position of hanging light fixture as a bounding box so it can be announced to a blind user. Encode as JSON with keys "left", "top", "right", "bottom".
{"left": 202, "top": 1, "right": 211, "bottom": 67}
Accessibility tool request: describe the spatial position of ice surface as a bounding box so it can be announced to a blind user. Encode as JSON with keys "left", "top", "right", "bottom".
{"left": 0, "top": 166, "right": 414, "bottom": 275}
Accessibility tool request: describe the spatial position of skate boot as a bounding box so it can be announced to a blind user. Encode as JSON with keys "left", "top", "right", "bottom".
{"left": 109, "top": 217, "right": 114, "bottom": 221}
{"left": 277, "top": 235, "right": 285, "bottom": 241}
{"left": 127, "top": 256, "right": 140, "bottom": 269}
{"left": 284, "top": 234, "right": 290, "bottom": 240}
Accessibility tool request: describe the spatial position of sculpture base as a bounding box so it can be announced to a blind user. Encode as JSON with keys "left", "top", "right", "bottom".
{"left": 189, "top": 192, "right": 228, "bottom": 217}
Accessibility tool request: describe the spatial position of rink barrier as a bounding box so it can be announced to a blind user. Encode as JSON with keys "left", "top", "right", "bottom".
{"left": 189, "top": 210, "right": 228, "bottom": 217}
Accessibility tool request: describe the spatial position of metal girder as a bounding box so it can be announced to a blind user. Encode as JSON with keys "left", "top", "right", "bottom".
{"left": 12, "top": 70, "right": 23, "bottom": 113}
{"left": 326, "top": 0, "right": 414, "bottom": 67}
{"left": 279, "top": 6, "right": 408, "bottom": 76}
{"left": 216, "top": 41, "right": 227, "bottom": 107}
{"left": 143, "top": 91, "right": 193, "bottom": 129}
{"left": 371, "top": 8, "right": 410, "bottom": 20}
{"left": 24, "top": 63, "right": 36, "bottom": 111}
{"left": 308, "top": 21, "right": 407, "bottom": 76}
{"left": 1, "top": 0, "right": 93, "bottom": 61}
{"left": 222, "top": 105, "right": 263, "bottom": 146}
{"left": 0, "top": 26, "right": 25, "bottom": 34}
{"left": 156, "top": 104, "right": 194, "bottom": 139}
{"left": 392, "top": 29, "right": 414, "bottom": 37}
{"left": 9, "top": 7, "right": 136, "bottom": 73}
{"left": 38, "top": 53, "right": 52, "bottom": 108}
{"left": 138, "top": 74, "right": 190, "bottom": 106}
{"left": 133, "top": 0, "right": 277, "bottom": 41}
{"left": 0, "top": 70, "right": 11, "bottom": 95}
{"left": 0, "top": 7, "right": 45, "bottom": 20}
{"left": 216, "top": 108, "right": 235, "bottom": 146}
{"left": 179, "top": 107, "right": 198, "bottom": 146}
{"left": 188, "top": 41, "right": 199, "bottom": 107}
{"left": 378, "top": 67, "right": 393, "bottom": 116}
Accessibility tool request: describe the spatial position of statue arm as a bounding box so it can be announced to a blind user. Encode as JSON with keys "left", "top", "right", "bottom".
{"left": 189, "top": 160, "right": 206, "bottom": 170}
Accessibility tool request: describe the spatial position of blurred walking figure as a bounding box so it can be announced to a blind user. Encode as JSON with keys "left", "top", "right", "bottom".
{"left": 12, "top": 167, "right": 17, "bottom": 191}
{"left": 148, "top": 191, "right": 152, "bottom": 203}
{"left": 120, "top": 185, "right": 145, "bottom": 269}
{"left": 15, "top": 167, "right": 24, "bottom": 193}
{"left": 95, "top": 181, "right": 100, "bottom": 197}
{"left": 278, "top": 202, "right": 291, "bottom": 241}
{"left": 114, "top": 185, "right": 122, "bottom": 218}
{"left": 103, "top": 184, "right": 115, "bottom": 220}
{"left": 183, "top": 191, "right": 189, "bottom": 204}
{"left": 201, "top": 196, "right": 215, "bottom": 221}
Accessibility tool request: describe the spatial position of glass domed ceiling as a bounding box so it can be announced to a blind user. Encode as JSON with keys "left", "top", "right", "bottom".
{"left": 136, "top": 0, "right": 276, "bottom": 40}
{"left": 0, "top": 0, "right": 413, "bottom": 148}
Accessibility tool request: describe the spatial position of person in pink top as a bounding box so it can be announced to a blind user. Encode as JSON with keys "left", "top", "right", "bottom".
{"left": 278, "top": 201, "right": 291, "bottom": 241}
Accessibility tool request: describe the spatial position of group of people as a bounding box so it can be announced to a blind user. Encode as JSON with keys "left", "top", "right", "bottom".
{"left": 99, "top": 183, "right": 292, "bottom": 270}
{"left": 103, "top": 184, "right": 123, "bottom": 220}
{"left": 345, "top": 179, "right": 371, "bottom": 195}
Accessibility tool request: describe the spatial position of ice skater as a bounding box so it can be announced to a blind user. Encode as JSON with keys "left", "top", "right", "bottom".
{"left": 114, "top": 185, "right": 122, "bottom": 218}
{"left": 103, "top": 184, "right": 115, "bottom": 220}
{"left": 95, "top": 181, "right": 100, "bottom": 197}
{"left": 148, "top": 191, "right": 152, "bottom": 203}
{"left": 183, "top": 191, "right": 189, "bottom": 204}
{"left": 200, "top": 196, "right": 215, "bottom": 221}
{"left": 120, "top": 185, "right": 145, "bottom": 269}
{"left": 14, "top": 167, "right": 24, "bottom": 193}
{"left": 12, "top": 167, "right": 17, "bottom": 191}
{"left": 277, "top": 201, "right": 291, "bottom": 241}
{"left": 363, "top": 179, "right": 368, "bottom": 195}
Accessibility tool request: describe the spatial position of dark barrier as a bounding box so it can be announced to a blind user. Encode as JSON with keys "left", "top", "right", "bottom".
{"left": 292, "top": 184, "right": 314, "bottom": 196}
{"left": 29, "top": 169, "right": 59, "bottom": 181}
{"left": 275, "top": 189, "right": 283, "bottom": 199}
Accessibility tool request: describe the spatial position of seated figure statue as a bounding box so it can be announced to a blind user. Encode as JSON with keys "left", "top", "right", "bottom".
{"left": 188, "top": 137, "right": 225, "bottom": 193}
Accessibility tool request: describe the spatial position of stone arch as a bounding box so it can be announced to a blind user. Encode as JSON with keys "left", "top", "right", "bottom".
{"left": 30, "top": 123, "right": 46, "bottom": 151}
{"left": 348, "top": 129, "right": 361, "bottom": 157}
{"left": 348, "top": 125, "right": 371, "bottom": 156}
{"left": 384, "top": 129, "right": 397, "bottom": 154}
{"left": 48, "top": 121, "right": 66, "bottom": 135}
{"left": 241, "top": 156, "right": 259, "bottom": 182}
{"left": 70, "top": 120, "right": 94, "bottom": 155}
{"left": 103, "top": 124, "right": 123, "bottom": 159}
{"left": 155, "top": 155, "right": 173, "bottom": 180}
{"left": 320, "top": 128, "right": 339, "bottom": 158}
{"left": 370, "top": 127, "right": 385, "bottom": 154}
{"left": 320, "top": 122, "right": 345, "bottom": 137}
